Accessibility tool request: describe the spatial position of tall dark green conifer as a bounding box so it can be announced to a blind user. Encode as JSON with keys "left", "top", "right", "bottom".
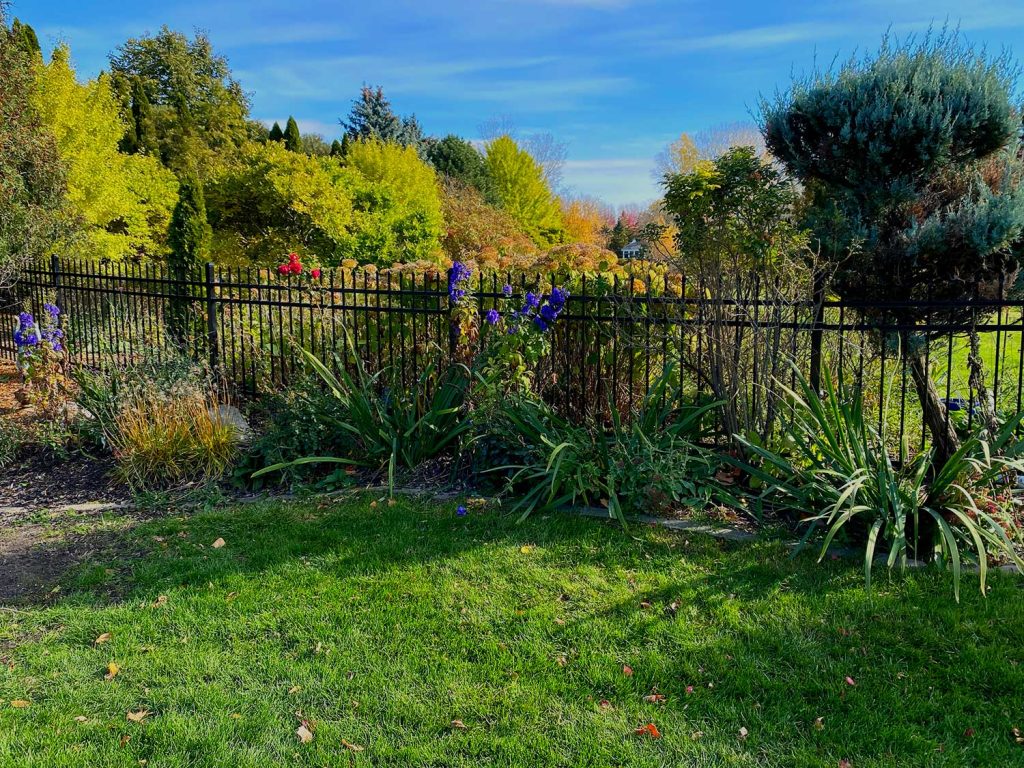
{"left": 283, "top": 116, "right": 302, "bottom": 152}
{"left": 121, "top": 76, "right": 159, "bottom": 155}
{"left": 10, "top": 18, "right": 39, "bottom": 57}
{"left": 268, "top": 121, "right": 283, "bottom": 142}
{"left": 166, "top": 174, "right": 211, "bottom": 347}
{"left": 329, "top": 139, "right": 344, "bottom": 157}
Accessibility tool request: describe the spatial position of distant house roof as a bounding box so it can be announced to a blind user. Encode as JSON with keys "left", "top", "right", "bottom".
{"left": 621, "top": 239, "right": 643, "bottom": 257}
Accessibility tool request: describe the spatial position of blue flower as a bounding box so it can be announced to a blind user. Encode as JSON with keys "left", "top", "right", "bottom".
{"left": 448, "top": 261, "right": 472, "bottom": 304}
{"left": 525, "top": 291, "right": 540, "bottom": 308}
{"left": 502, "top": 284, "right": 513, "bottom": 297}
{"left": 485, "top": 308, "right": 500, "bottom": 325}
{"left": 456, "top": 505, "right": 468, "bottom": 517}
{"left": 549, "top": 287, "right": 568, "bottom": 307}
{"left": 533, "top": 316, "right": 549, "bottom": 332}
{"left": 43, "top": 303, "right": 60, "bottom": 318}
{"left": 540, "top": 304, "right": 558, "bottom": 322}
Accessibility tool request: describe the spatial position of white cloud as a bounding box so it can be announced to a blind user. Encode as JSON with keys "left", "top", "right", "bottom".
{"left": 562, "top": 157, "right": 659, "bottom": 206}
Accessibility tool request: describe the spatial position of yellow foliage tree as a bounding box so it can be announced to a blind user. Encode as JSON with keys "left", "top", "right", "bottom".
{"left": 32, "top": 46, "right": 178, "bottom": 261}
{"left": 560, "top": 197, "right": 611, "bottom": 247}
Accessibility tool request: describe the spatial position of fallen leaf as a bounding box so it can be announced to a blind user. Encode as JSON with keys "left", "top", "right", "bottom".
{"left": 225, "top": 592, "right": 238, "bottom": 602}
{"left": 639, "top": 601, "right": 652, "bottom": 609}
{"left": 287, "top": 685, "right": 301, "bottom": 695}
{"left": 520, "top": 546, "right": 532, "bottom": 554}
{"left": 120, "top": 734, "right": 131, "bottom": 747}
{"left": 738, "top": 726, "right": 749, "bottom": 740}
{"left": 685, "top": 685, "right": 694, "bottom": 694}
{"left": 622, "top": 665, "right": 634, "bottom": 677}
{"left": 296, "top": 722, "right": 314, "bottom": 744}
{"left": 634, "top": 723, "right": 661, "bottom": 739}
{"left": 814, "top": 717, "right": 825, "bottom": 731}
{"left": 643, "top": 691, "right": 667, "bottom": 704}
{"left": 74, "top": 716, "right": 88, "bottom": 723}
{"left": 838, "top": 760, "right": 852, "bottom": 768}
{"left": 212, "top": 538, "right": 226, "bottom": 549}
{"left": 369, "top": 501, "right": 378, "bottom": 509}
{"left": 126, "top": 710, "right": 151, "bottom": 723}
{"left": 556, "top": 655, "right": 567, "bottom": 667}
{"left": 665, "top": 602, "right": 679, "bottom": 618}
{"left": 691, "top": 730, "right": 704, "bottom": 740}
{"left": 10, "top": 700, "right": 30, "bottom": 708}
{"left": 963, "top": 727, "right": 975, "bottom": 738}
{"left": 104, "top": 662, "right": 120, "bottom": 681}
{"left": 450, "top": 719, "right": 467, "bottom": 730}
{"left": 845, "top": 676, "right": 857, "bottom": 687}
{"left": 229, "top": 713, "right": 241, "bottom": 719}
{"left": 1013, "top": 726, "right": 1023, "bottom": 744}
{"left": 598, "top": 699, "right": 612, "bottom": 710}
{"left": 94, "top": 632, "right": 112, "bottom": 645}
{"left": 152, "top": 595, "right": 168, "bottom": 608}
{"left": 341, "top": 739, "right": 364, "bottom": 751}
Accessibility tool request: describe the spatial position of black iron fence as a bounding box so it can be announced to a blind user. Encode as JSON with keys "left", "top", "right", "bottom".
{"left": 4, "top": 257, "right": 1024, "bottom": 450}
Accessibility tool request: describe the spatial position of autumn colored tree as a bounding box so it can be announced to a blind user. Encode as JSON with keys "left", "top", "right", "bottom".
{"left": 561, "top": 197, "right": 611, "bottom": 247}
{"left": 439, "top": 178, "right": 536, "bottom": 267}
{"left": 485, "top": 135, "right": 563, "bottom": 247}
{"left": 32, "top": 46, "right": 179, "bottom": 260}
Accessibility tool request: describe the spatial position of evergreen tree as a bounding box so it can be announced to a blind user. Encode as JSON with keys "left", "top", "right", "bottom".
{"left": 340, "top": 134, "right": 352, "bottom": 157}
{"left": 283, "top": 116, "right": 302, "bottom": 152}
{"left": 330, "top": 139, "right": 344, "bottom": 157}
{"left": 341, "top": 85, "right": 422, "bottom": 149}
{"left": 763, "top": 33, "right": 1024, "bottom": 471}
{"left": 166, "top": 174, "right": 211, "bottom": 346}
{"left": 426, "top": 135, "right": 497, "bottom": 204}
{"left": 268, "top": 121, "right": 283, "bottom": 142}
{"left": 121, "top": 76, "right": 159, "bottom": 156}
{"left": 10, "top": 18, "right": 39, "bottom": 57}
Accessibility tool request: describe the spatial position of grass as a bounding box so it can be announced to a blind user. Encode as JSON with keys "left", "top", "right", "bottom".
{"left": 1, "top": 495, "right": 1023, "bottom": 767}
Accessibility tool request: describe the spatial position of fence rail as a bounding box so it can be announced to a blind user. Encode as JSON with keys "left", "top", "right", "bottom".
{"left": 4, "top": 257, "right": 1024, "bottom": 451}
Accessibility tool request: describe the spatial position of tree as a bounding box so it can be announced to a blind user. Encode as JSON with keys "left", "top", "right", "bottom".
{"left": 283, "top": 116, "right": 302, "bottom": 152}
{"left": 425, "top": 135, "right": 496, "bottom": 203}
{"left": 120, "top": 76, "right": 159, "bottom": 156}
{"left": 109, "top": 27, "right": 251, "bottom": 175}
{"left": 341, "top": 85, "right": 422, "bottom": 149}
{"left": 652, "top": 133, "right": 700, "bottom": 179}
{"left": 0, "top": 13, "right": 69, "bottom": 287}
{"left": 32, "top": 46, "right": 178, "bottom": 261}
{"left": 10, "top": 17, "right": 39, "bottom": 57}
{"left": 205, "top": 141, "right": 354, "bottom": 265}
{"left": 653, "top": 124, "right": 766, "bottom": 181}
{"left": 561, "top": 197, "right": 610, "bottom": 247}
{"left": 268, "top": 121, "right": 283, "bottom": 142}
{"left": 479, "top": 116, "right": 568, "bottom": 190}
{"left": 342, "top": 139, "right": 443, "bottom": 264}
{"left": 485, "top": 135, "right": 563, "bottom": 247}
{"left": 763, "top": 33, "right": 1024, "bottom": 470}
{"left": 330, "top": 139, "right": 344, "bottom": 157}
{"left": 663, "top": 148, "right": 811, "bottom": 448}
{"left": 166, "top": 174, "right": 210, "bottom": 345}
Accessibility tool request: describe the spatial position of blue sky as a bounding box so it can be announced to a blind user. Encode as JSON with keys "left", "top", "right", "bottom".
{"left": 18, "top": 0, "right": 1024, "bottom": 207}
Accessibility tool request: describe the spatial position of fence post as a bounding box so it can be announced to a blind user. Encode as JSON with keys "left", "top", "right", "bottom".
{"left": 809, "top": 271, "right": 826, "bottom": 393}
{"left": 205, "top": 262, "right": 220, "bottom": 374}
{"left": 50, "top": 254, "right": 63, "bottom": 313}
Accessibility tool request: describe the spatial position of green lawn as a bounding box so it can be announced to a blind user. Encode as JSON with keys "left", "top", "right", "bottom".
{"left": 2, "top": 495, "right": 1023, "bottom": 767}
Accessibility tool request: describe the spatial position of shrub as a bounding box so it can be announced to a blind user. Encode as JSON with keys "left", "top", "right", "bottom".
{"left": 731, "top": 364, "right": 1024, "bottom": 600}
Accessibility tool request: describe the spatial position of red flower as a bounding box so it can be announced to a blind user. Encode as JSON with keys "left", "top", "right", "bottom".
{"left": 311, "top": 268, "right": 321, "bottom": 279}
{"left": 277, "top": 264, "right": 290, "bottom": 275}
{"left": 290, "top": 261, "right": 302, "bottom": 275}
{"left": 288, "top": 252, "right": 299, "bottom": 263}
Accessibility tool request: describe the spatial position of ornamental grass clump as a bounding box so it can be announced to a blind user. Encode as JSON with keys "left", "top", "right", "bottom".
{"left": 110, "top": 390, "right": 239, "bottom": 491}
